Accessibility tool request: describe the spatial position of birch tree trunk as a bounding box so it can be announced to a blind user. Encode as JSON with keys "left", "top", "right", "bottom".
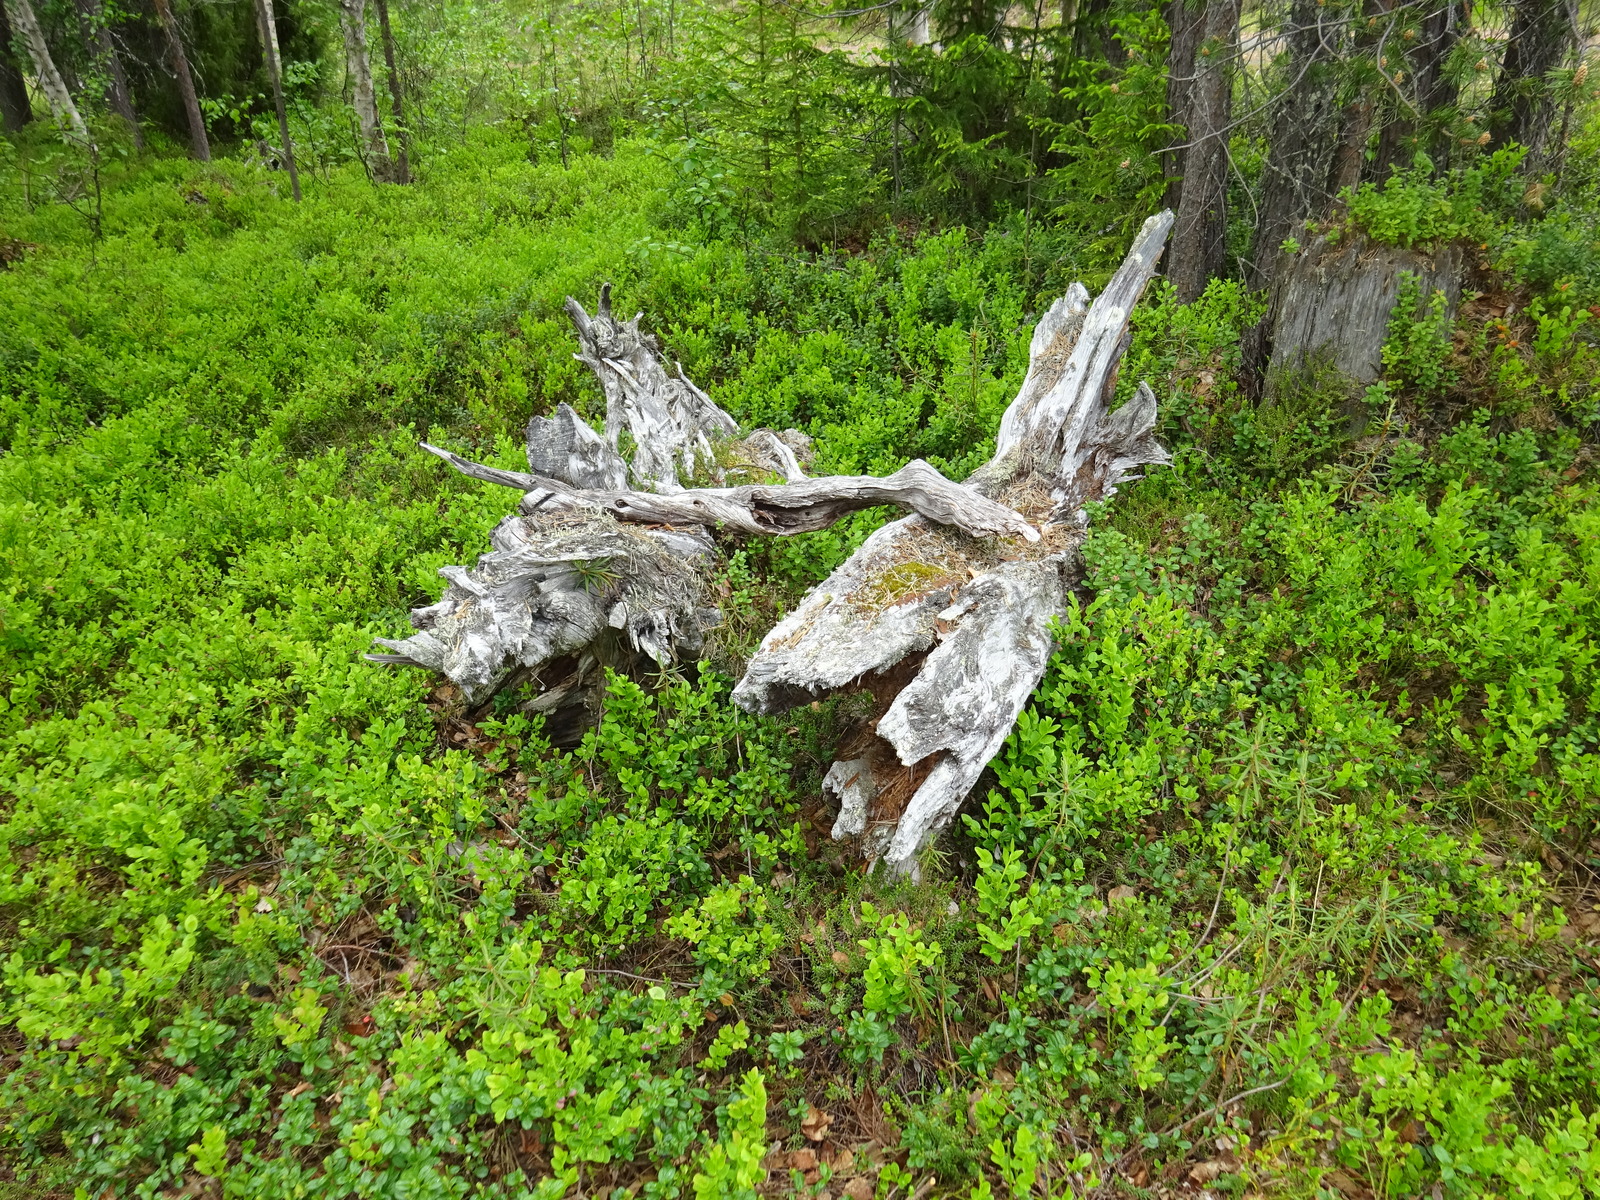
{"left": 255, "top": 0, "right": 301, "bottom": 201}
{"left": 74, "top": 0, "right": 140, "bottom": 145}
{"left": 338, "top": 0, "right": 394, "bottom": 182}
{"left": 7, "top": 0, "right": 86, "bottom": 139}
{"left": 151, "top": 0, "right": 209, "bottom": 161}
{"left": 0, "top": 0, "right": 35, "bottom": 133}
{"left": 374, "top": 0, "right": 411, "bottom": 183}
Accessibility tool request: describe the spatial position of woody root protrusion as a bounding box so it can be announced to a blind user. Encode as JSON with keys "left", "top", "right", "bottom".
{"left": 369, "top": 212, "right": 1174, "bottom": 875}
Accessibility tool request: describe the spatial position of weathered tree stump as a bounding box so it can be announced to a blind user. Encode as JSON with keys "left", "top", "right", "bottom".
{"left": 369, "top": 215, "right": 1176, "bottom": 870}
{"left": 1268, "top": 234, "right": 1464, "bottom": 384}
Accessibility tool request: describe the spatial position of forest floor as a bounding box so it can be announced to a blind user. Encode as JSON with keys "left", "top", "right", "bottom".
{"left": 1, "top": 130, "right": 1598, "bottom": 1200}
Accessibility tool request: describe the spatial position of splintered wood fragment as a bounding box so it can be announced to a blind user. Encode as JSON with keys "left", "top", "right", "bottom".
{"left": 527, "top": 403, "right": 628, "bottom": 491}
{"left": 733, "top": 210, "right": 1175, "bottom": 876}
{"left": 995, "top": 212, "right": 1173, "bottom": 469}
{"left": 565, "top": 285, "right": 737, "bottom": 492}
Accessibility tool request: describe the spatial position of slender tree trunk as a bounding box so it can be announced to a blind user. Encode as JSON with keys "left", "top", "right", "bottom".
{"left": 151, "top": 0, "right": 209, "bottom": 160}
{"left": 337, "top": 0, "right": 392, "bottom": 181}
{"left": 1371, "top": 0, "right": 1458, "bottom": 175}
{"left": 8, "top": 0, "right": 86, "bottom": 138}
{"left": 1489, "top": 0, "right": 1577, "bottom": 168}
{"left": 544, "top": 5, "right": 568, "bottom": 169}
{"left": 1321, "top": 0, "right": 1387, "bottom": 198}
{"left": 373, "top": 0, "right": 410, "bottom": 182}
{"left": 1250, "top": 0, "right": 1343, "bottom": 287}
{"left": 1162, "top": 0, "right": 1203, "bottom": 212}
{"left": 1073, "top": 0, "right": 1125, "bottom": 72}
{"left": 74, "top": 0, "right": 139, "bottom": 145}
{"left": 0, "top": 0, "right": 35, "bottom": 132}
{"left": 255, "top": 0, "right": 301, "bottom": 200}
{"left": 1327, "top": 96, "right": 1372, "bottom": 195}
{"left": 1167, "top": 0, "right": 1239, "bottom": 302}
{"left": 1421, "top": 0, "right": 1464, "bottom": 164}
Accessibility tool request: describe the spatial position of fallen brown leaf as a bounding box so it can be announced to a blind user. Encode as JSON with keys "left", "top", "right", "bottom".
{"left": 1326, "top": 1169, "right": 1374, "bottom": 1199}
{"left": 801, "top": 1105, "right": 833, "bottom": 1142}
{"left": 1188, "top": 1160, "right": 1224, "bottom": 1184}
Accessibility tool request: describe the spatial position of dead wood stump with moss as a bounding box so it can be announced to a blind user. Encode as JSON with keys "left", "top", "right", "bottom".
{"left": 368, "top": 212, "right": 1176, "bottom": 873}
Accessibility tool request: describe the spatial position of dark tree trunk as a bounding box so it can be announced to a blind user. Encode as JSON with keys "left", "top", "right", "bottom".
{"left": 151, "top": 0, "right": 209, "bottom": 160}
{"left": 1371, "top": 0, "right": 1459, "bottom": 176}
{"left": 1167, "top": 0, "right": 1239, "bottom": 302}
{"left": 255, "top": 0, "right": 301, "bottom": 200}
{"left": 1072, "top": 0, "right": 1125, "bottom": 73}
{"left": 1322, "top": 0, "right": 1389, "bottom": 197}
{"left": 1162, "top": 0, "right": 1203, "bottom": 212}
{"left": 1327, "top": 95, "right": 1373, "bottom": 195}
{"left": 1489, "top": 0, "right": 1577, "bottom": 168}
{"left": 1250, "top": 0, "right": 1344, "bottom": 288}
{"left": 0, "top": 0, "right": 34, "bottom": 132}
{"left": 1418, "top": 0, "right": 1464, "bottom": 162}
{"left": 74, "top": 0, "right": 140, "bottom": 145}
{"left": 373, "top": 0, "right": 410, "bottom": 183}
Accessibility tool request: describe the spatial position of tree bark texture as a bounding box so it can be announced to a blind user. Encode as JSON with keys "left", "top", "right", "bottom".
{"left": 373, "top": 0, "right": 410, "bottom": 183}
{"left": 0, "top": 0, "right": 34, "bottom": 133}
{"left": 1370, "top": 0, "right": 1461, "bottom": 176}
{"left": 369, "top": 216, "right": 1177, "bottom": 873}
{"left": 151, "top": 0, "right": 209, "bottom": 160}
{"left": 338, "top": 0, "right": 393, "bottom": 182}
{"left": 255, "top": 0, "right": 301, "bottom": 201}
{"left": 1268, "top": 233, "right": 1463, "bottom": 383}
{"left": 1249, "top": 0, "right": 1344, "bottom": 288}
{"left": 1166, "top": 0, "right": 1239, "bottom": 302}
{"left": 1071, "top": 0, "right": 1125, "bottom": 75}
{"left": 73, "top": 0, "right": 139, "bottom": 144}
{"left": 1162, "top": 0, "right": 1202, "bottom": 212}
{"left": 8, "top": 0, "right": 86, "bottom": 138}
{"left": 1489, "top": 0, "right": 1578, "bottom": 168}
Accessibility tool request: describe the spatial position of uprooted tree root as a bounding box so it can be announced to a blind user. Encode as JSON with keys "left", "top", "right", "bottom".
{"left": 370, "top": 212, "right": 1176, "bottom": 874}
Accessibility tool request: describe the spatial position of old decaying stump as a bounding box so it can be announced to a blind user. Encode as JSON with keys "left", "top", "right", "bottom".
{"left": 369, "top": 213, "right": 1176, "bottom": 872}
{"left": 1268, "top": 234, "right": 1464, "bottom": 384}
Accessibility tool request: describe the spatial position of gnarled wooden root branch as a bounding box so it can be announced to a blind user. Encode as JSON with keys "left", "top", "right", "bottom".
{"left": 419, "top": 443, "right": 1039, "bottom": 543}
{"left": 369, "top": 512, "right": 716, "bottom": 705}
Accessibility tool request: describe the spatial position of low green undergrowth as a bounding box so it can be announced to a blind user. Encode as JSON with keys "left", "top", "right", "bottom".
{"left": 1, "top": 128, "right": 1597, "bottom": 1200}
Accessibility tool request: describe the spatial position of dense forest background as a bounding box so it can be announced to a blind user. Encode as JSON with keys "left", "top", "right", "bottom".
{"left": 2, "top": 0, "right": 1600, "bottom": 1195}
